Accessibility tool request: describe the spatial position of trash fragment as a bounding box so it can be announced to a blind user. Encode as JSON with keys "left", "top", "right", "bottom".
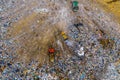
{"left": 98, "top": 38, "right": 114, "bottom": 49}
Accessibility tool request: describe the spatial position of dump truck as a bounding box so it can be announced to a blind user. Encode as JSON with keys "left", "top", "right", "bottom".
{"left": 48, "top": 47, "right": 55, "bottom": 62}
{"left": 72, "top": 1, "right": 79, "bottom": 12}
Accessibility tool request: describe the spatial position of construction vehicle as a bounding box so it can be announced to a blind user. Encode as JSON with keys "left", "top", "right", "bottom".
{"left": 48, "top": 47, "right": 55, "bottom": 63}
{"left": 61, "top": 32, "right": 68, "bottom": 40}
{"left": 72, "top": 1, "right": 79, "bottom": 12}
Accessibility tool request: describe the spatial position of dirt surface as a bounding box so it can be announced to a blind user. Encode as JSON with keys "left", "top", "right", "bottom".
{"left": 5, "top": 0, "right": 73, "bottom": 64}
{"left": 95, "top": 0, "right": 120, "bottom": 23}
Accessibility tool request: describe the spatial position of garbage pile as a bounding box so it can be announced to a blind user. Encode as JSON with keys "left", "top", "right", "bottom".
{"left": 0, "top": 0, "right": 120, "bottom": 80}
{"left": 1, "top": 21, "right": 119, "bottom": 79}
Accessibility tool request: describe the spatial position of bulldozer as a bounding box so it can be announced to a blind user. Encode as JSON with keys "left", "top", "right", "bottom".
{"left": 61, "top": 31, "right": 68, "bottom": 40}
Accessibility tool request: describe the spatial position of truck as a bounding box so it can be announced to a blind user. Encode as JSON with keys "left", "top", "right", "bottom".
{"left": 72, "top": 1, "right": 79, "bottom": 12}
{"left": 48, "top": 47, "right": 55, "bottom": 62}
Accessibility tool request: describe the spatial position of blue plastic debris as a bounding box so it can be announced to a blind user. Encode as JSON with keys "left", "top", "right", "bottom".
{"left": 0, "top": 60, "right": 4, "bottom": 65}
{"left": 3, "top": 22, "right": 11, "bottom": 27}
{"left": 15, "top": 69, "right": 20, "bottom": 73}
{"left": 7, "top": 63, "right": 12, "bottom": 67}
{"left": 80, "top": 72, "right": 86, "bottom": 80}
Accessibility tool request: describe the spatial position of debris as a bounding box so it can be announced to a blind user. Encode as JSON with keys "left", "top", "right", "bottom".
{"left": 35, "top": 8, "right": 49, "bottom": 13}
{"left": 98, "top": 39, "right": 114, "bottom": 49}
{"left": 76, "top": 47, "right": 85, "bottom": 57}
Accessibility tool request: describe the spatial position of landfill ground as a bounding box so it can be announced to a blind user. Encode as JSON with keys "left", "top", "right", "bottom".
{"left": 0, "top": 0, "right": 120, "bottom": 80}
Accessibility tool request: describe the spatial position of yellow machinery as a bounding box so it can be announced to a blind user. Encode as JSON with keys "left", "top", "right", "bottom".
{"left": 61, "top": 32, "right": 68, "bottom": 40}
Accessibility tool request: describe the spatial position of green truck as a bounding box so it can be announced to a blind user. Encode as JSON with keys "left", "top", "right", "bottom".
{"left": 72, "top": 1, "right": 79, "bottom": 12}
